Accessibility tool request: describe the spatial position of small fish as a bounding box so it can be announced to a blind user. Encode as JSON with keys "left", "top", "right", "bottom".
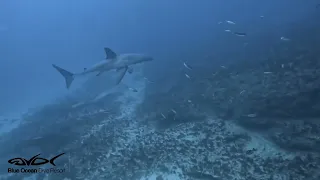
{"left": 224, "top": 29, "right": 231, "bottom": 32}
{"left": 280, "top": 37, "right": 290, "bottom": 41}
{"left": 171, "top": 109, "right": 177, "bottom": 114}
{"left": 247, "top": 113, "right": 257, "bottom": 118}
{"left": 281, "top": 64, "right": 284, "bottom": 68}
{"left": 220, "top": 66, "right": 227, "bottom": 69}
{"left": 187, "top": 100, "right": 192, "bottom": 103}
{"left": 183, "top": 62, "right": 193, "bottom": 70}
{"left": 263, "top": 71, "right": 273, "bottom": 74}
{"left": 218, "top": 21, "right": 223, "bottom": 24}
{"left": 128, "top": 87, "right": 138, "bottom": 92}
{"left": 239, "top": 90, "right": 246, "bottom": 95}
{"left": 160, "top": 113, "right": 166, "bottom": 119}
{"left": 260, "top": 15, "right": 264, "bottom": 19}
{"left": 233, "top": 32, "right": 247, "bottom": 37}
{"left": 185, "top": 74, "right": 191, "bottom": 79}
{"left": 226, "top": 20, "right": 236, "bottom": 25}
{"left": 143, "top": 77, "right": 154, "bottom": 83}
{"left": 31, "top": 136, "right": 43, "bottom": 140}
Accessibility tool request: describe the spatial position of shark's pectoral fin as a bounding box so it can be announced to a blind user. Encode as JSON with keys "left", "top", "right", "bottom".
{"left": 116, "top": 67, "right": 132, "bottom": 73}
{"left": 104, "top": 47, "right": 117, "bottom": 59}
{"left": 116, "top": 66, "right": 128, "bottom": 85}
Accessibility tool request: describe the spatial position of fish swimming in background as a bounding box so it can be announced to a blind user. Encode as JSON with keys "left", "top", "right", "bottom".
{"left": 246, "top": 113, "right": 257, "bottom": 118}
{"left": 160, "top": 113, "right": 166, "bottom": 119}
{"left": 233, "top": 32, "right": 247, "bottom": 37}
{"left": 183, "top": 62, "right": 193, "bottom": 70}
{"left": 170, "top": 109, "right": 177, "bottom": 114}
{"left": 143, "top": 77, "right": 154, "bottom": 83}
{"left": 280, "top": 37, "right": 290, "bottom": 41}
{"left": 52, "top": 47, "right": 153, "bottom": 89}
{"left": 226, "top": 20, "right": 236, "bottom": 25}
{"left": 128, "top": 87, "right": 138, "bottom": 92}
{"left": 185, "top": 74, "right": 191, "bottom": 79}
{"left": 225, "top": 29, "right": 231, "bottom": 32}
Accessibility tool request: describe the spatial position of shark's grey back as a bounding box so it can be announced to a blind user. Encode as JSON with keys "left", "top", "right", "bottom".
{"left": 116, "top": 54, "right": 153, "bottom": 67}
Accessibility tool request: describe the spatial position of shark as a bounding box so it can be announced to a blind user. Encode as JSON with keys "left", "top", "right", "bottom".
{"left": 52, "top": 47, "right": 153, "bottom": 89}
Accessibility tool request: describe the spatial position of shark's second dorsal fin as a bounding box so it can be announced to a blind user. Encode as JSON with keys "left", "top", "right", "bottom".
{"left": 104, "top": 47, "right": 117, "bottom": 59}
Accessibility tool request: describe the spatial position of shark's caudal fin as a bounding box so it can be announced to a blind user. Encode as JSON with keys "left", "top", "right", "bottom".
{"left": 52, "top": 64, "right": 74, "bottom": 89}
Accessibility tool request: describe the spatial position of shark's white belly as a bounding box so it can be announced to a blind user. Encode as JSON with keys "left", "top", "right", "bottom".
{"left": 80, "top": 61, "right": 112, "bottom": 75}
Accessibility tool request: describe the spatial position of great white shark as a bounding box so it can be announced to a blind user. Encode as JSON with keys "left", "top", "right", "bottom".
{"left": 52, "top": 47, "right": 153, "bottom": 89}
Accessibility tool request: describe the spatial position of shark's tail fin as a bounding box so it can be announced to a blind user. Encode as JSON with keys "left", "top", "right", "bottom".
{"left": 52, "top": 64, "right": 74, "bottom": 89}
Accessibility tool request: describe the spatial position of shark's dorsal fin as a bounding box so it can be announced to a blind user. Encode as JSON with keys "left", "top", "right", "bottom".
{"left": 104, "top": 47, "right": 117, "bottom": 59}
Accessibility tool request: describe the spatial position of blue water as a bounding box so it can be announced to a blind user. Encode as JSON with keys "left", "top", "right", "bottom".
{"left": 0, "top": 0, "right": 317, "bottom": 115}
{"left": 1, "top": 1, "right": 320, "bottom": 179}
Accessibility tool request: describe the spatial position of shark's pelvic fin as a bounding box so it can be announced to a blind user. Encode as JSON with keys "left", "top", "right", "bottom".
{"left": 104, "top": 47, "right": 117, "bottom": 59}
{"left": 128, "top": 67, "right": 133, "bottom": 74}
{"left": 96, "top": 71, "right": 103, "bottom": 76}
{"left": 116, "top": 66, "right": 128, "bottom": 85}
{"left": 52, "top": 64, "right": 74, "bottom": 89}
